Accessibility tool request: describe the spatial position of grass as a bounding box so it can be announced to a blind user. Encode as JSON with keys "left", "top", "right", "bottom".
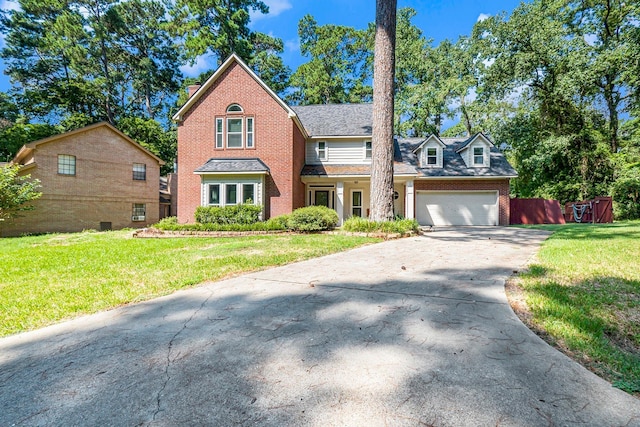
{"left": 509, "top": 221, "right": 640, "bottom": 395}
{"left": 0, "top": 230, "right": 380, "bottom": 337}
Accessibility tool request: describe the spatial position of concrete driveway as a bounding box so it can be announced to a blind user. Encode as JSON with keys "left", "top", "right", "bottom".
{"left": 1, "top": 227, "right": 639, "bottom": 426}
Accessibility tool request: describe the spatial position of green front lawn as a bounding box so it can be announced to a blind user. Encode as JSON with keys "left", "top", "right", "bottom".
{"left": 510, "top": 221, "right": 640, "bottom": 395}
{"left": 0, "top": 230, "right": 380, "bottom": 337}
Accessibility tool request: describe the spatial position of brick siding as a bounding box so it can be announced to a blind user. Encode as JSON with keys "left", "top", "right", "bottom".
{"left": 414, "top": 179, "right": 511, "bottom": 225}
{"left": 1, "top": 126, "right": 161, "bottom": 237}
{"left": 176, "top": 61, "right": 304, "bottom": 223}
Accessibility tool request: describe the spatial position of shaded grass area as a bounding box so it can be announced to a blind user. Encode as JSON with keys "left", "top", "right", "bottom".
{"left": 510, "top": 221, "right": 640, "bottom": 395}
{"left": 0, "top": 230, "right": 380, "bottom": 337}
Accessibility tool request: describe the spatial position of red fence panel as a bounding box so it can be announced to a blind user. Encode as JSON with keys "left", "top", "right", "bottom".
{"left": 564, "top": 197, "right": 613, "bottom": 223}
{"left": 510, "top": 198, "right": 566, "bottom": 224}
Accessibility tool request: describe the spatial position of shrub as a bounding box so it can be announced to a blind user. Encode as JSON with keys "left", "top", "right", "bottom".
{"left": 286, "top": 206, "right": 338, "bottom": 232}
{"left": 155, "top": 216, "right": 178, "bottom": 229}
{"left": 194, "top": 204, "right": 262, "bottom": 225}
{"left": 265, "top": 214, "right": 290, "bottom": 230}
{"left": 342, "top": 217, "right": 419, "bottom": 234}
{"left": 153, "top": 220, "right": 286, "bottom": 232}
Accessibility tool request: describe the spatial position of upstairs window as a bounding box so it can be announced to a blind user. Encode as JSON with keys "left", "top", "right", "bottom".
{"left": 246, "top": 117, "right": 254, "bottom": 148}
{"left": 317, "top": 141, "right": 327, "bottom": 160}
{"left": 215, "top": 118, "right": 223, "bottom": 148}
{"left": 58, "top": 154, "right": 76, "bottom": 175}
{"left": 133, "top": 163, "right": 146, "bottom": 180}
{"left": 227, "top": 118, "right": 243, "bottom": 148}
{"left": 215, "top": 104, "right": 254, "bottom": 149}
{"left": 426, "top": 148, "right": 437, "bottom": 165}
{"left": 365, "top": 141, "right": 372, "bottom": 159}
{"left": 473, "top": 147, "right": 484, "bottom": 165}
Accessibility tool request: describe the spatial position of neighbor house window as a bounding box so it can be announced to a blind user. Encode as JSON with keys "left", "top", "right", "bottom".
{"left": 227, "top": 104, "right": 243, "bottom": 113}
{"left": 365, "top": 141, "right": 372, "bottom": 159}
{"left": 226, "top": 183, "right": 238, "bottom": 205}
{"left": 215, "top": 118, "right": 223, "bottom": 148}
{"left": 132, "top": 203, "right": 146, "bottom": 221}
{"left": 227, "top": 118, "right": 243, "bottom": 148}
{"left": 58, "top": 154, "right": 76, "bottom": 175}
{"left": 246, "top": 117, "right": 254, "bottom": 148}
{"left": 474, "top": 147, "right": 484, "bottom": 165}
{"left": 209, "top": 184, "right": 220, "bottom": 205}
{"left": 426, "top": 147, "right": 437, "bottom": 165}
{"left": 318, "top": 141, "right": 327, "bottom": 160}
{"left": 242, "top": 183, "right": 255, "bottom": 204}
{"left": 133, "top": 163, "right": 146, "bottom": 180}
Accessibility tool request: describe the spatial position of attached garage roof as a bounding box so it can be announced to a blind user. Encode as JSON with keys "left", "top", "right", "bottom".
{"left": 194, "top": 158, "right": 270, "bottom": 174}
{"left": 397, "top": 137, "right": 517, "bottom": 178}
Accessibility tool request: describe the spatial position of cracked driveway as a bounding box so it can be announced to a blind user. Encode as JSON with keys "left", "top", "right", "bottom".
{"left": 1, "top": 227, "right": 639, "bottom": 426}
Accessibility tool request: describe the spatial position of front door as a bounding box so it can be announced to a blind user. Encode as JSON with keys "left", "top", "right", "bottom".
{"left": 315, "top": 190, "right": 329, "bottom": 207}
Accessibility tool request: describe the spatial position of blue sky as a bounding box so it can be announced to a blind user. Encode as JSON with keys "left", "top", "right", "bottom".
{"left": 0, "top": 0, "right": 523, "bottom": 92}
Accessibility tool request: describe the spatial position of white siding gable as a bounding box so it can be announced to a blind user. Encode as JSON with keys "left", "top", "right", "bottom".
{"left": 459, "top": 134, "right": 492, "bottom": 168}
{"left": 418, "top": 140, "right": 443, "bottom": 168}
{"left": 306, "top": 139, "right": 371, "bottom": 164}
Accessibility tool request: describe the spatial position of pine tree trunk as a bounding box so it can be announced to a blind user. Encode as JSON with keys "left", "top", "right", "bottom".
{"left": 369, "top": 0, "right": 397, "bottom": 222}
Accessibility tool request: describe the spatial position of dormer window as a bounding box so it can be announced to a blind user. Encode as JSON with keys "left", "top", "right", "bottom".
{"left": 227, "top": 104, "right": 243, "bottom": 113}
{"left": 365, "top": 141, "right": 372, "bottom": 159}
{"left": 474, "top": 147, "right": 484, "bottom": 165}
{"left": 426, "top": 148, "right": 437, "bottom": 165}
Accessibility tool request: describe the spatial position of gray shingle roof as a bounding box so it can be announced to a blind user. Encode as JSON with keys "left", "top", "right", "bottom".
{"left": 397, "top": 137, "right": 518, "bottom": 178}
{"left": 194, "top": 158, "right": 270, "bottom": 174}
{"left": 292, "top": 104, "right": 373, "bottom": 137}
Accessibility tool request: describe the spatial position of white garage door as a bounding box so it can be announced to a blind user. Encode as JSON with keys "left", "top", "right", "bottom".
{"left": 416, "top": 191, "right": 499, "bottom": 226}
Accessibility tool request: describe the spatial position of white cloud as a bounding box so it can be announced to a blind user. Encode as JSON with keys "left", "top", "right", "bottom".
{"left": 285, "top": 38, "right": 300, "bottom": 53}
{"left": 477, "top": 13, "right": 490, "bottom": 22}
{"left": 250, "top": 0, "right": 292, "bottom": 22}
{"left": 0, "top": 0, "right": 20, "bottom": 11}
{"left": 180, "top": 55, "right": 216, "bottom": 77}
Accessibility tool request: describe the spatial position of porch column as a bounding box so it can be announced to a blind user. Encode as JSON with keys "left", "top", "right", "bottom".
{"left": 405, "top": 180, "right": 414, "bottom": 219}
{"left": 336, "top": 181, "right": 344, "bottom": 225}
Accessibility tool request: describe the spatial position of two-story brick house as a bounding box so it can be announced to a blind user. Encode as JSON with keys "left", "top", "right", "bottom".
{"left": 173, "top": 54, "right": 517, "bottom": 226}
{"left": 2, "top": 122, "right": 164, "bottom": 236}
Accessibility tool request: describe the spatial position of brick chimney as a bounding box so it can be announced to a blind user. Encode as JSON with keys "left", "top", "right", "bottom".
{"left": 187, "top": 82, "right": 201, "bottom": 98}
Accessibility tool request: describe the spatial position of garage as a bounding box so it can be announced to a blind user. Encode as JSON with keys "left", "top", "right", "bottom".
{"left": 416, "top": 191, "right": 499, "bottom": 226}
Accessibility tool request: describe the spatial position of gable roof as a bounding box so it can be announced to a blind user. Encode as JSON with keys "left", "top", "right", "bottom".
{"left": 292, "top": 104, "right": 373, "bottom": 137}
{"left": 412, "top": 134, "right": 446, "bottom": 153}
{"left": 12, "top": 122, "right": 164, "bottom": 165}
{"left": 455, "top": 133, "right": 495, "bottom": 153}
{"left": 397, "top": 135, "right": 517, "bottom": 178}
{"left": 172, "top": 54, "right": 306, "bottom": 136}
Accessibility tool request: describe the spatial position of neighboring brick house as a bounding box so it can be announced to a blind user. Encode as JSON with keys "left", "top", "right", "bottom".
{"left": 173, "top": 54, "right": 517, "bottom": 226}
{"left": 2, "top": 122, "right": 164, "bottom": 236}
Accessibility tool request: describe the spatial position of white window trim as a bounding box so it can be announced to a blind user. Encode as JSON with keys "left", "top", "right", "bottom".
{"left": 364, "top": 141, "right": 372, "bottom": 160}
{"left": 425, "top": 147, "right": 438, "bottom": 166}
{"left": 226, "top": 117, "right": 244, "bottom": 148}
{"left": 206, "top": 182, "right": 260, "bottom": 207}
{"left": 473, "top": 146, "right": 485, "bottom": 167}
{"left": 317, "top": 141, "right": 327, "bottom": 161}
{"left": 215, "top": 118, "right": 223, "bottom": 149}
{"left": 246, "top": 117, "right": 254, "bottom": 148}
{"left": 227, "top": 103, "right": 243, "bottom": 113}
